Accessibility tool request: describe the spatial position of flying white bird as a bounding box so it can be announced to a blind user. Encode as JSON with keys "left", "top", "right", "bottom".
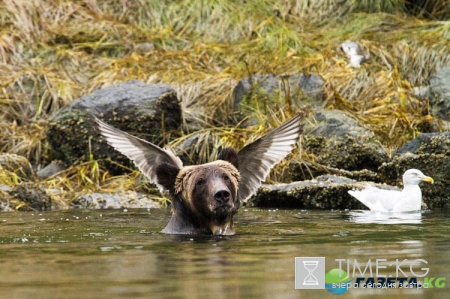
{"left": 348, "top": 169, "right": 434, "bottom": 212}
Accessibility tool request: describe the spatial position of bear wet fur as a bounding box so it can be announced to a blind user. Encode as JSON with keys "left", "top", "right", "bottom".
{"left": 156, "top": 148, "right": 241, "bottom": 235}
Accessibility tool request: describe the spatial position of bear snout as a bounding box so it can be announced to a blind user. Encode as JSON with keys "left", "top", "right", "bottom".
{"left": 214, "top": 189, "right": 231, "bottom": 203}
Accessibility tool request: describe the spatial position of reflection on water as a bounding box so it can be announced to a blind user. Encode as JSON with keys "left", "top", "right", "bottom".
{"left": 0, "top": 208, "right": 449, "bottom": 299}
{"left": 348, "top": 210, "right": 423, "bottom": 224}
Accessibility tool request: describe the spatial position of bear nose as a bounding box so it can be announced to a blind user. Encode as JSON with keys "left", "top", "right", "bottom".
{"left": 214, "top": 189, "right": 231, "bottom": 203}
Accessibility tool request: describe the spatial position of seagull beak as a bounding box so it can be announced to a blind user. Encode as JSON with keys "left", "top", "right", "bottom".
{"left": 421, "top": 176, "right": 434, "bottom": 184}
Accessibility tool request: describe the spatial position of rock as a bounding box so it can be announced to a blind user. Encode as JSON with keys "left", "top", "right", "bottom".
{"left": 0, "top": 154, "right": 35, "bottom": 181}
{"left": 291, "top": 110, "right": 388, "bottom": 180}
{"left": 247, "top": 175, "right": 369, "bottom": 209}
{"left": 71, "top": 191, "right": 160, "bottom": 209}
{"left": 7, "top": 182, "right": 52, "bottom": 211}
{"left": 304, "top": 109, "right": 376, "bottom": 139}
{"left": 386, "top": 133, "right": 450, "bottom": 208}
{"left": 291, "top": 163, "right": 383, "bottom": 183}
{"left": 227, "top": 73, "right": 325, "bottom": 126}
{"left": 47, "top": 81, "right": 182, "bottom": 174}
{"left": 396, "top": 132, "right": 450, "bottom": 156}
{"left": 379, "top": 154, "right": 450, "bottom": 208}
{"left": 248, "top": 174, "right": 431, "bottom": 210}
{"left": 430, "top": 67, "right": 450, "bottom": 120}
{"left": 36, "top": 160, "right": 66, "bottom": 179}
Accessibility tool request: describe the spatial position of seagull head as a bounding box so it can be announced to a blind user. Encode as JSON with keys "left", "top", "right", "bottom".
{"left": 403, "top": 169, "right": 434, "bottom": 186}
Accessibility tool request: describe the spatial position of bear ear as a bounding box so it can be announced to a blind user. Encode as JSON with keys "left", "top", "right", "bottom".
{"left": 218, "top": 147, "right": 239, "bottom": 169}
{"left": 156, "top": 162, "right": 180, "bottom": 191}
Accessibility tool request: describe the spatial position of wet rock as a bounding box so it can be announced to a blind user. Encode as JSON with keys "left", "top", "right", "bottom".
{"left": 381, "top": 132, "right": 450, "bottom": 208}
{"left": 247, "top": 175, "right": 369, "bottom": 209}
{"left": 0, "top": 154, "right": 35, "bottom": 181}
{"left": 71, "top": 191, "right": 160, "bottom": 209}
{"left": 47, "top": 80, "right": 182, "bottom": 174}
{"left": 291, "top": 163, "right": 382, "bottom": 183}
{"left": 228, "top": 74, "right": 325, "bottom": 125}
{"left": 36, "top": 160, "right": 67, "bottom": 179}
{"left": 292, "top": 110, "right": 388, "bottom": 180}
{"left": 7, "top": 182, "right": 52, "bottom": 211}
{"left": 379, "top": 154, "right": 450, "bottom": 208}
{"left": 430, "top": 67, "right": 450, "bottom": 120}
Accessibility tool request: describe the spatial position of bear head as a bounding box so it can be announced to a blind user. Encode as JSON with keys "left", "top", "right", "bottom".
{"left": 156, "top": 153, "right": 241, "bottom": 235}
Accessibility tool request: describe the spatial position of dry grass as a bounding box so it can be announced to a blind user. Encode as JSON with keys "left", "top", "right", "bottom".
{"left": 0, "top": 0, "right": 449, "bottom": 205}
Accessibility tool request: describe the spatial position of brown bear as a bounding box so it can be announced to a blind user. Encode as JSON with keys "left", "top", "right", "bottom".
{"left": 156, "top": 159, "right": 241, "bottom": 235}
{"left": 94, "top": 114, "right": 303, "bottom": 235}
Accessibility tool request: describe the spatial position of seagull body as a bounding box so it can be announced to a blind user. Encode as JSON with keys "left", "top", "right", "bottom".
{"left": 348, "top": 169, "right": 434, "bottom": 212}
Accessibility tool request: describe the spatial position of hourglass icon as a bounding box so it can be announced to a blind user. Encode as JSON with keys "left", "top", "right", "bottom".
{"left": 302, "top": 260, "right": 319, "bottom": 285}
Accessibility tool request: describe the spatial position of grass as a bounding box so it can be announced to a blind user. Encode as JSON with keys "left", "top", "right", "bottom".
{"left": 0, "top": 0, "right": 449, "bottom": 207}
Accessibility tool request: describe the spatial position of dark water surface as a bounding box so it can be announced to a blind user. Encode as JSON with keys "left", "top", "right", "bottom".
{"left": 1, "top": 208, "right": 449, "bottom": 299}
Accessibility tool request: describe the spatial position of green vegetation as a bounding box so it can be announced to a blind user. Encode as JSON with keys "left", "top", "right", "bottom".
{"left": 0, "top": 0, "right": 449, "bottom": 208}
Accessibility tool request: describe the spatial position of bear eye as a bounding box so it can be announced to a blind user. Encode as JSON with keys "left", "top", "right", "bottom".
{"left": 222, "top": 174, "right": 230, "bottom": 181}
{"left": 196, "top": 178, "right": 206, "bottom": 186}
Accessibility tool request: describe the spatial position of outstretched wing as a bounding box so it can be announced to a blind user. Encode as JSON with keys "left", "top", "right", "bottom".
{"left": 237, "top": 114, "right": 304, "bottom": 202}
{"left": 93, "top": 116, "right": 183, "bottom": 186}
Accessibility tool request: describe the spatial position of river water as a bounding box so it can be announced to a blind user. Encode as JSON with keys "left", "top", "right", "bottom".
{"left": 1, "top": 208, "right": 449, "bottom": 299}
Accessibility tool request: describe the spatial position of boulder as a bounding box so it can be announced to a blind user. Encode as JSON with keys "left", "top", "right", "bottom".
{"left": 7, "top": 182, "right": 52, "bottom": 211}
{"left": 36, "top": 160, "right": 66, "bottom": 179}
{"left": 430, "top": 67, "right": 450, "bottom": 120}
{"left": 47, "top": 81, "right": 182, "bottom": 174}
{"left": 291, "top": 109, "right": 388, "bottom": 180}
{"left": 226, "top": 73, "right": 325, "bottom": 126}
{"left": 396, "top": 132, "right": 450, "bottom": 156}
{"left": 71, "top": 191, "right": 160, "bottom": 209}
{"left": 378, "top": 132, "right": 450, "bottom": 208}
{"left": 248, "top": 175, "right": 369, "bottom": 209}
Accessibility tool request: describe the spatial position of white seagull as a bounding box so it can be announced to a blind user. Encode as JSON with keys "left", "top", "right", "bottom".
{"left": 348, "top": 169, "right": 434, "bottom": 212}
{"left": 341, "top": 40, "right": 369, "bottom": 68}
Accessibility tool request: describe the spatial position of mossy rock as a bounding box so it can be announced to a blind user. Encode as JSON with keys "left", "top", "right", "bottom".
{"left": 47, "top": 81, "right": 182, "bottom": 174}
{"left": 304, "top": 135, "right": 386, "bottom": 171}
{"left": 430, "top": 67, "right": 450, "bottom": 120}
{"left": 291, "top": 110, "right": 388, "bottom": 180}
{"left": 290, "top": 162, "right": 382, "bottom": 183}
{"left": 248, "top": 175, "right": 368, "bottom": 210}
{"left": 7, "top": 182, "right": 52, "bottom": 211}
{"left": 379, "top": 154, "right": 450, "bottom": 208}
{"left": 396, "top": 132, "right": 450, "bottom": 156}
